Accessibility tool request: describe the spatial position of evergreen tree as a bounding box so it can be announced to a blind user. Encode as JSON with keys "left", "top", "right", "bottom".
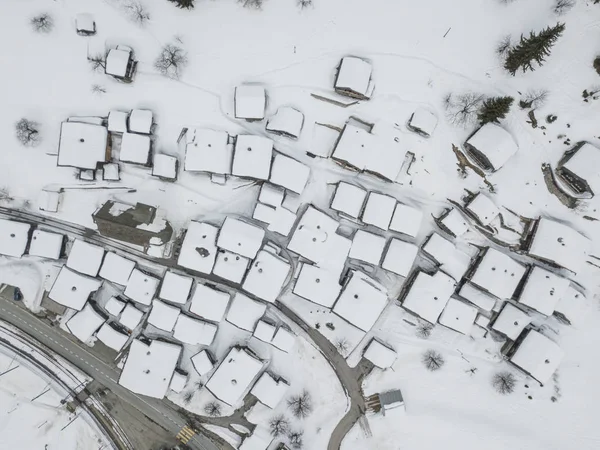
{"left": 169, "top": 0, "right": 195, "bottom": 9}
{"left": 504, "top": 23, "right": 565, "bottom": 75}
{"left": 478, "top": 96, "right": 514, "bottom": 124}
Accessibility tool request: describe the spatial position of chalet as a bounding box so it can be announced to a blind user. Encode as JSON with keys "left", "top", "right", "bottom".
{"left": 235, "top": 85, "right": 266, "bottom": 121}
{"left": 92, "top": 201, "right": 173, "bottom": 248}
{"left": 57, "top": 121, "right": 109, "bottom": 170}
{"left": 217, "top": 217, "right": 265, "bottom": 259}
{"left": 104, "top": 296, "right": 126, "bottom": 316}
{"left": 310, "top": 123, "right": 340, "bottom": 158}
{"left": 169, "top": 371, "right": 188, "bottom": 394}
{"left": 490, "top": 303, "right": 531, "bottom": 340}
{"left": 128, "top": 109, "right": 153, "bottom": 135}
{"left": 466, "top": 247, "right": 526, "bottom": 300}
{"left": 105, "top": 46, "right": 137, "bottom": 82}
{"left": 124, "top": 269, "right": 160, "bottom": 306}
{"left": 361, "top": 192, "right": 397, "bottom": 230}
{"left": 250, "top": 372, "right": 289, "bottom": 408}
{"left": 456, "top": 282, "right": 496, "bottom": 313}
{"left": 119, "top": 303, "right": 144, "bottom": 330}
{"left": 515, "top": 266, "right": 570, "bottom": 316}
{"left": 363, "top": 338, "right": 397, "bottom": 369}
{"left": 28, "top": 229, "right": 65, "bottom": 260}
{"left": 330, "top": 182, "right": 368, "bottom": 220}
{"left": 226, "top": 293, "right": 267, "bottom": 332}
{"left": 269, "top": 153, "right": 310, "bottom": 194}
{"left": 67, "top": 239, "right": 105, "bottom": 277}
{"left": 521, "top": 217, "right": 591, "bottom": 274}
{"left": 75, "top": 14, "right": 96, "bottom": 36}
{"left": 407, "top": 107, "right": 438, "bottom": 137}
{"left": 152, "top": 154, "right": 178, "bottom": 181}
{"left": 334, "top": 56, "right": 374, "bottom": 100}
{"left": 243, "top": 249, "right": 291, "bottom": 303}
{"left": 436, "top": 208, "right": 469, "bottom": 238}
{"left": 213, "top": 249, "right": 250, "bottom": 284}
{"left": 96, "top": 323, "right": 129, "bottom": 352}
{"left": 99, "top": 252, "right": 136, "bottom": 286}
{"left": 464, "top": 192, "right": 500, "bottom": 227}
{"left": 438, "top": 298, "right": 477, "bottom": 335}
{"left": 66, "top": 302, "right": 106, "bottom": 343}
{"left": 505, "top": 329, "right": 564, "bottom": 385}
{"left": 554, "top": 285, "right": 585, "bottom": 326}
{"left": 39, "top": 188, "right": 61, "bottom": 213}
{"left": 159, "top": 271, "right": 193, "bottom": 305}
{"left": 191, "top": 350, "right": 215, "bottom": 377}
{"left": 232, "top": 135, "right": 273, "bottom": 181}
{"left": 119, "top": 132, "right": 151, "bottom": 165}
{"left": 464, "top": 123, "right": 518, "bottom": 172}
{"left": 381, "top": 238, "right": 418, "bottom": 278}
{"left": 173, "top": 314, "right": 217, "bottom": 346}
{"left": 259, "top": 183, "right": 285, "bottom": 207}
{"left": 266, "top": 106, "right": 304, "bottom": 139}
{"left": 349, "top": 230, "right": 386, "bottom": 266}
{"left": 107, "top": 111, "right": 128, "bottom": 134}
{"left": 556, "top": 142, "right": 600, "bottom": 198}
{"left": 293, "top": 263, "right": 342, "bottom": 308}
{"left": 400, "top": 270, "right": 456, "bottom": 324}
{"left": 421, "top": 233, "right": 472, "bottom": 281}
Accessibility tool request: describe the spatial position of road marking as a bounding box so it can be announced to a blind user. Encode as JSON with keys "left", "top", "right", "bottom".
{"left": 177, "top": 426, "right": 195, "bottom": 444}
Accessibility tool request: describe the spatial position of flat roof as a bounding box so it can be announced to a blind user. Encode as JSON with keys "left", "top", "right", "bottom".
{"left": 253, "top": 320, "right": 276, "bottom": 343}
{"left": 331, "top": 182, "right": 367, "bottom": 219}
{"left": 67, "top": 239, "right": 105, "bottom": 277}
{"left": 470, "top": 248, "right": 526, "bottom": 300}
{"left": 510, "top": 330, "right": 564, "bottom": 384}
{"left": 159, "top": 271, "right": 193, "bottom": 305}
{"left": 49, "top": 267, "right": 102, "bottom": 311}
{"left": 184, "top": 128, "right": 232, "bottom": 174}
{"left": 99, "top": 252, "right": 135, "bottom": 286}
{"left": 226, "top": 293, "right": 267, "bottom": 332}
{"left": 104, "top": 296, "right": 126, "bottom": 316}
{"left": 217, "top": 217, "right": 265, "bottom": 259}
{"left": 259, "top": 183, "right": 284, "bottom": 207}
{"left": 232, "top": 135, "right": 273, "bottom": 180}
{"left": 269, "top": 154, "right": 310, "bottom": 194}
{"left": 333, "top": 272, "right": 388, "bottom": 332}
{"left": 243, "top": 250, "right": 290, "bottom": 303}
{"left": 28, "top": 229, "right": 63, "bottom": 260}
{"left": 124, "top": 269, "right": 160, "bottom": 306}
{"left": 177, "top": 222, "right": 219, "bottom": 274}
{"left": 108, "top": 111, "right": 128, "bottom": 133}
{"left": 457, "top": 282, "right": 496, "bottom": 312}
{"left": 189, "top": 283, "right": 231, "bottom": 322}
{"left": 401, "top": 271, "right": 456, "bottom": 324}
{"left": 293, "top": 263, "right": 341, "bottom": 308}
{"left": 58, "top": 122, "right": 108, "bottom": 169}
{"left": 0, "top": 219, "right": 30, "bottom": 258}
{"left": 381, "top": 238, "right": 418, "bottom": 278}
{"left": 267, "top": 207, "right": 297, "bottom": 237}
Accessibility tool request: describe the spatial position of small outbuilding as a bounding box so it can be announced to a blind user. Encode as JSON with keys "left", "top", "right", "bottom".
{"left": 381, "top": 238, "right": 418, "bottom": 278}
{"left": 105, "top": 46, "right": 137, "bottom": 82}
{"left": 213, "top": 250, "right": 250, "bottom": 284}
{"left": 67, "top": 239, "right": 105, "bottom": 277}
{"left": 226, "top": 293, "right": 267, "bottom": 332}
{"left": 334, "top": 56, "right": 374, "bottom": 100}
{"left": 269, "top": 154, "right": 310, "bottom": 194}
{"left": 124, "top": 269, "right": 160, "bottom": 306}
{"left": 330, "top": 182, "right": 367, "bottom": 220}
{"left": 389, "top": 203, "right": 423, "bottom": 239}
{"left": 266, "top": 107, "right": 304, "bottom": 139}
{"left": 75, "top": 14, "right": 96, "bottom": 36}
{"left": 407, "top": 107, "right": 437, "bottom": 137}
{"left": 107, "top": 111, "right": 128, "bottom": 134}
{"left": 217, "top": 217, "right": 265, "bottom": 259}
{"left": 235, "top": 86, "right": 267, "bottom": 121}
{"left": 120, "top": 132, "right": 151, "bottom": 166}
{"left": 516, "top": 266, "right": 570, "bottom": 316}
{"left": 363, "top": 338, "right": 397, "bottom": 369}
{"left": 152, "top": 154, "right": 178, "bottom": 181}
{"left": 464, "top": 123, "right": 518, "bottom": 172}
{"left": 28, "top": 229, "right": 64, "bottom": 260}
{"left": 128, "top": 109, "right": 153, "bottom": 135}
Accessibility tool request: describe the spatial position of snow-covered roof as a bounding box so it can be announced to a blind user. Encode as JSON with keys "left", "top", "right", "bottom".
{"left": 361, "top": 192, "right": 396, "bottom": 230}
{"left": 440, "top": 208, "right": 469, "bottom": 237}
{"left": 349, "top": 230, "right": 386, "bottom": 266}
{"left": 105, "top": 48, "right": 131, "bottom": 78}
{"left": 107, "top": 111, "right": 128, "bottom": 133}
{"left": 217, "top": 217, "right": 265, "bottom": 259}
{"left": 438, "top": 298, "right": 477, "bottom": 335}
{"left": 243, "top": 250, "right": 290, "bottom": 303}
{"left": 259, "top": 183, "right": 284, "bottom": 207}
{"left": 250, "top": 372, "right": 289, "bottom": 408}
{"left": 266, "top": 107, "right": 304, "bottom": 138}
{"left": 335, "top": 57, "right": 373, "bottom": 98}
{"left": 232, "top": 135, "right": 273, "bottom": 180}
{"left": 226, "top": 293, "right": 267, "bottom": 331}
{"left": 173, "top": 314, "right": 217, "bottom": 346}
{"left": 421, "top": 233, "right": 472, "bottom": 281}
{"left": 254, "top": 202, "right": 275, "bottom": 226}
{"left": 554, "top": 286, "right": 585, "bottom": 325}
{"left": 491, "top": 303, "right": 531, "bottom": 340}
{"left": 103, "top": 163, "right": 120, "bottom": 181}
{"left": 119, "top": 304, "right": 144, "bottom": 330}
{"left": 267, "top": 207, "right": 297, "bottom": 236}
{"left": 99, "top": 252, "right": 135, "bottom": 286}
{"left": 408, "top": 107, "right": 438, "bottom": 136}
{"left": 0, "top": 219, "right": 30, "bottom": 258}
{"left": 58, "top": 122, "right": 108, "bottom": 169}
{"left": 253, "top": 320, "right": 276, "bottom": 342}
{"left": 152, "top": 154, "right": 177, "bottom": 180}
{"left": 66, "top": 303, "right": 105, "bottom": 343}
{"left": 466, "top": 123, "right": 518, "bottom": 171}
{"left": 287, "top": 206, "right": 351, "bottom": 276}
{"left": 39, "top": 189, "right": 60, "bottom": 212}
{"left": 331, "top": 182, "right": 367, "bottom": 219}
{"left": 177, "top": 222, "right": 219, "bottom": 274}
{"left": 159, "top": 271, "right": 193, "bottom": 305}
{"left": 381, "top": 238, "right": 418, "bottom": 278}
{"left": 389, "top": 203, "right": 423, "bottom": 238}
{"left": 120, "top": 132, "right": 151, "bottom": 165}
{"left": 128, "top": 109, "right": 153, "bottom": 134}
{"left": 271, "top": 327, "right": 296, "bottom": 352}
{"left": 213, "top": 250, "right": 250, "bottom": 283}
{"left": 510, "top": 330, "right": 564, "bottom": 384}
{"left": 470, "top": 248, "right": 526, "bottom": 300}
{"left": 518, "top": 267, "right": 570, "bottom": 316}
{"left": 401, "top": 271, "right": 456, "bottom": 324}
{"left": 235, "top": 86, "right": 266, "bottom": 120}
{"left": 332, "top": 122, "right": 405, "bottom": 181}
{"left": 169, "top": 371, "right": 187, "bottom": 393}
{"left": 269, "top": 154, "right": 310, "bottom": 194}
{"left": 363, "top": 339, "right": 396, "bottom": 369}
{"left": 119, "top": 339, "right": 181, "bottom": 399}
{"left": 124, "top": 269, "right": 160, "bottom": 306}
{"left": 293, "top": 264, "right": 341, "bottom": 308}
{"left": 310, "top": 123, "right": 340, "bottom": 158}
{"left": 104, "top": 296, "right": 126, "bottom": 316}
{"left": 457, "top": 282, "right": 496, "bottom": 312}
{"left": 466, "top": 194, "right": 500, "bottom": 226}
{"left": 206, "top": 347, "right": 264, "bottom": 406}
{"left": 191, "top": 350, "right": 214, "bottom": 376}
{"left": 67, "top": 239, "right": 105, "bottom": 277}
{"left": 527, "top": 218, "right": 591, "bottom": 274}
{"left": 96, "top": 323, "right": 128, "bottom": 352}
{"left": 75, "top": 13, "right": 95, "bottom": 32}
{"left": 239, "top": 433, "right": 272, "bottom": 450}
{"left": 475, "top": 314, "right": 490, "bottom": 329}
{"left": 561, "top": 143, "right": 600, "bottom": 195}
{"left": 333, "top": 272, "right": 388, "bottom": 332}
{"left": 148, "top": 300, "right": 181, "bottom": 332}
{"left": 49, "top": 267, "right": 102, "bottom": 311}
{"left": 184, "top": 128, "right": 232, "bottom": 174}
{"left": 189, "top": 283, "right": 230, "bottom": 322}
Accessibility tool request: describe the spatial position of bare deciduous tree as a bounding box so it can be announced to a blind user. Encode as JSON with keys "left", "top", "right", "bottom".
{"left": 125, "top": 1, "right": 150, "bottom": 25}
{"left": 334, "top": 337, "right": 349, "bottom": 356}
{"left": 91, "top": 84, "right": 107, "bottom": 95}
{"left": 492, "top": 371, "right": 517, "bottom": 394}
{"left": 422, "top": 349, "right": 445, "bottom": 371}
{"left": 519, "top": 89, "right": 549, "bottom": 109}
{"left": 183, "top": 391, "right": 194, "bottom": 404}
{"left": 203, "top": 401, "right": 221, "bottom": 417}
{"left": 444, "top": 92, "right": 485, "bottom": 127}
{"left": 269, "top": 414, "right": 290, "bottom": 437}
{"left": 238, "top": 0, "right": 264, "bottom": 9}
{"left": 288, "top": 429, "right": 304, "bottom": 449}
{"left": 496, "top": 35, "right": 512, "bottom": 57}
{"left": 416, "top": 322, "right": 433, "bottom": 339}
{"left": 287, "top": 390, "right": 313, "bottom": 419}
{"left": 297, "top": 0, "right": 313, "bottom": 8}
{"left": 15, "top": 119, "right": 40, "bottom": 147}
{"left": 88, "top": 52, "right": 107, "bottom": 72}
{"left": 154, "top": 44, "right": 188, "bottom": 78}
{"left": 554, "top": 0, "right": 575, "bottom": 15}
{"left": 31, "top": 14, "right": 53, "bottom": 33}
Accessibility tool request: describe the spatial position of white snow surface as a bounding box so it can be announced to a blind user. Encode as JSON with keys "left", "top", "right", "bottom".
{"left": 266, "top": 106, "right": 304, "bottom": 138}
{"left": 491, "top": 303, "right": 531, "bottom": 341}
{"left": 335, "top": 56, "right": 373, "bottom": 97}
{"left": 120, "top": 132, "right": 151, "bottom": 165}
{"left": 561, "top": 143, "right": 600, "bottom": 195}
{"left": 178, "top": 222, "right": 219, "bottom": 274}
{"left": 361, "top": 192, "right": 396, "bottom": 230}
{"left": 349, "top": 230, "right": 386, "bottom": 266}
{"left": 363, "top": 339, "right": 397, "bottom": 369}
{"left": 128, "top": 109, "right": 153, "bottom": 134}
{"left": 438, "top": 298, "right": 477, "bottom": 335}
{"left": 184, "top": 128, "right": 232, "bottom": 174}
{"left": 381, "top": 238, "right": 418, "bottom": 278}
{"left": 232, "top": 135, "right": 273, "bottom": 181}
{"left": 96, "top": 323, "right": 128, "bottom": 352}
{"left": 152, "top": 154, "right": 178, "bottom": 179}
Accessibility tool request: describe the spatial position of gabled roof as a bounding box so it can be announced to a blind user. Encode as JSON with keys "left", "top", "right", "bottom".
{"left": 184, "top": 129, "right": 232, "bottom": 174}
{"left": 124, "top": 269, "right": 160, "bottom": 306}
{"left": 266, "top": 107, "right": 304, "bottom": 138}
{"left": 148, "top": 300, "right": 180, "bottom": 332}
{"left": 58, "top": 122, "right": 108, "bottom": 169}
{"left": 465, "top": 123, "right": 518, "bottom": 171}
{"left": 235, "top": 86, "right": 266, "bottom": 120}
{"left": 213, "top": 250, "right": 250, "bottom": 283}
{"left": 232, "top": 135, "right": 273, "bottom": 180}
{"left": 389, "top": 203, "right": 423, "bottom": 238}
{"left": 421, "top": 233, "right": 471, "bottom": 281}
{"left": 561, "top": 143, "right": 600, "bottom": 195}
{"left": 361, "top": 192, "right": 396, "bottom": 230}
{"left": 469, "top": 248, "right": 526, "bottom": 300}
{"left": 401, "top": 271, "right": 456, "bottom": 324}
{"left": 330, "top": 182, "right": 367, "bottom": 219}
{"left": 269, "top": 154, "right": 310, "bottom": 194}
{"left": 173, "top": 314, "right": 217, "bottom": 346}
{"left": 510, "top": 330, "right": 564, "bottom": 384}
{"left": 66, "top": 303, "right": 105, "bottom": 343}
{"left": 226, "top": 293, "right": 267, "bottom": 331}
{"left": 106, "top": 48, "right": 131, "bottom": 77}
{"left": 466, "top": 193, "right": 500, "bottom": 226}
{"left": 518, "top": 267, "right": 570, "bottom": 316}
{"left": 159, "top": 271, "right": 193, "bottom": 305}
{"left": 99, "top": 252, "right": 135, "bottom": 286}
{"left": 335, "top": 57, "right": 373, "bottom": 97}
{"left": 177, "top": 222, "right": 219, "bottom": 274}
{"left": 363, "top": 338, "right": 396, "bottom": 368}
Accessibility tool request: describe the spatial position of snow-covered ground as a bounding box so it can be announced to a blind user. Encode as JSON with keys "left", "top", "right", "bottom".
{"left": 2, "top": 0, "right": 600, "bottom": 449}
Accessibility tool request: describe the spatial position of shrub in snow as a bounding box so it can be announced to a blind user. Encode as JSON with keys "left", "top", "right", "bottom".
{"left": 91, "top": 84, "right": 107, "bottom": 95}
{"left": 444, "top": 92, "right": 484, "bottom": 127}
{"left": 478, "top": 96, "right": 514, "bottom": 124}
{"left": 154, "top": 44, "right": 188, "bottom": 79}
{"left": 183, "top": 390, "right": 194, "bottom": 404}
{"left": 416, "top": 322, "right": 433, "bottom": 339}
{"left": 492, "top": 371, "right": 517, "bottom": 395}
{"left": 297, "top": 0, "right": 313, "bottom": 8}
{"left": 15, "top": 119, "right": 40, "bottom": 147}
{"left": 553, "top": 0, "right": 575, "bottom": 15}
{"left": 422, "top": 349, "right": 445, "bottom": 371}
{"left": 287, "top": 390, "right": 313, "bottom": 419}
{"left": 169, "top": 0, "right": 195, "bottom": 8}
{"left": 125, "top": 1, "right": 150, "bottom": 25}
{"left": 519, "top": 89, "right": 549, "bottom": 109}
{"left": 31, "top": 13, "right": 53, "bottom": 33}
{"left": 238, "top": 0, "right": 264, "bottom": 9}
{"left": 288, "top": 429, "right": 304, "bottom": 449}
{"left": 203, "top": 401, "right": 221, "bottom": 417}
{"left": 496, "top": 35, "right": 512, "bottom": 57}
{"left": 269, "top": 414, "right": 290, "bottom": 437}
{"left": 504, "top": 23, "right": 565, "bottom": 75}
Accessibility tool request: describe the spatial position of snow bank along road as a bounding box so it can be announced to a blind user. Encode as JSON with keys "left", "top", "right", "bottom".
{"left": 0, "top": 293, "right": 218, "bottom": 450}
